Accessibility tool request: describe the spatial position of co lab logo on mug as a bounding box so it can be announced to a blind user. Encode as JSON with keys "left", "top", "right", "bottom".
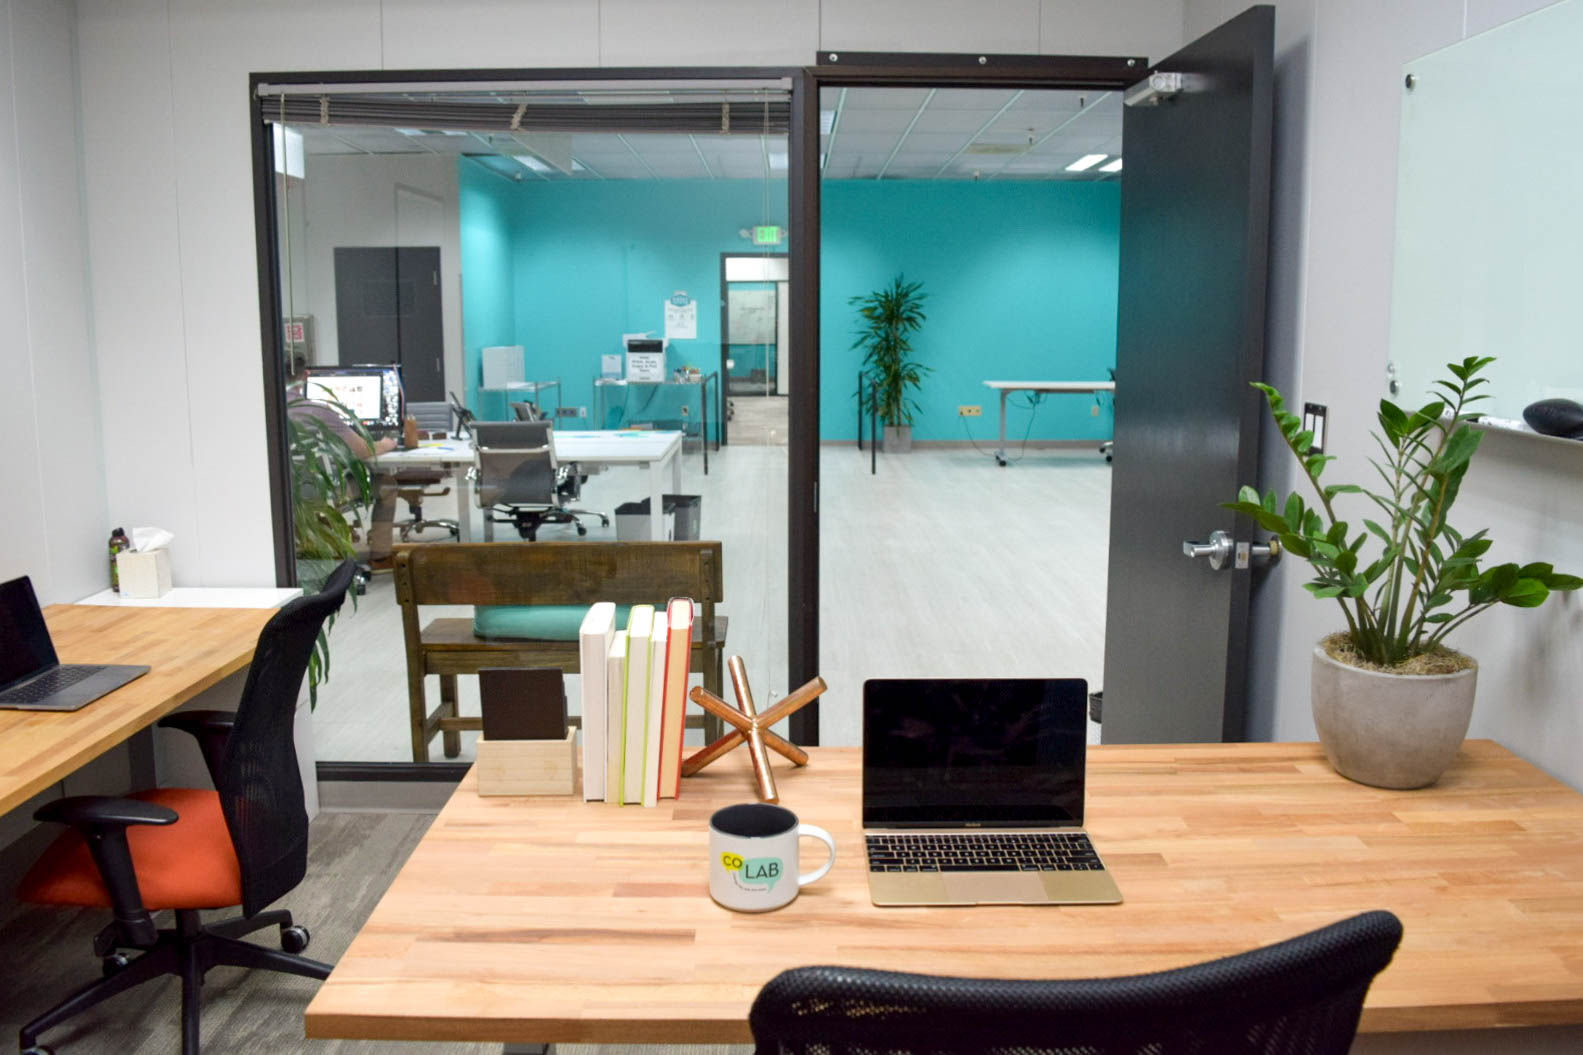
{"left": 720, "top": 851, "right": 784, "bottom": 891}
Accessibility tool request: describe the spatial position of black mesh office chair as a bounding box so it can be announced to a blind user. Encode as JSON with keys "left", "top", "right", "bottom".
{"left": 390, "top": 400, "right": 459, "bottom": 542}
{"left": 510, "top": 400, "right": 546, "bottom": 421}
{"left": 472, "top": 421, "right": 608, "bottom": 541}
{"left": 15, "top": 561, "right": 356, "bottom": 1055}
{"left": 749, "top": 910, "right": 1402, "bottom": 1055}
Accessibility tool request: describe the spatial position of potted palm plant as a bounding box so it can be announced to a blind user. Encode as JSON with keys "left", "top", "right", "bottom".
{"left": 287, "top": 391, "right": 375, "bottom": 707}
{"left": 852, "top": 275, "right": 930, "bottom": 452}
{"left": 1226, "top": 356, "right": 1580, "bottom": 788}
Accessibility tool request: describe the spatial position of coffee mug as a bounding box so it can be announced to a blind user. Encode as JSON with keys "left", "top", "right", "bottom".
{"left": 709, "top": 803, "right": 836, "bottom": 912}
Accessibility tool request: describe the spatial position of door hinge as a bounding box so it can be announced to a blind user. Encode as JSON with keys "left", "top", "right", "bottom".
{"left": 1124, "top": 71, "right": 1184, "bottom": 107}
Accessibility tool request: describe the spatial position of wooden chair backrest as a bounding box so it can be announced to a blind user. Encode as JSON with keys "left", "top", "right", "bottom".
{"left": 393, "top": 541, "right": 723, "bottom": 609}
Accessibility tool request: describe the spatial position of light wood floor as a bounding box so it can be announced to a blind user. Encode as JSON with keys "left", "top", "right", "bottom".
{"left": 0, "top": 810, "right": 750, "bottom": 1054}
{"left": 312, "top": 444, "right": 1108, "bottom": 762}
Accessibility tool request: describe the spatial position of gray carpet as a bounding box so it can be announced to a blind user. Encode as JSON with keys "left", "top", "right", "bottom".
{"left": 0, "top": 809, "right": 751, "bottom": 1054}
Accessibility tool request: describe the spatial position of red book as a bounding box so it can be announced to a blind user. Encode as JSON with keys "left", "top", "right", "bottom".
{"left": 657, "top": 597, "right": 694, "bottom": 799}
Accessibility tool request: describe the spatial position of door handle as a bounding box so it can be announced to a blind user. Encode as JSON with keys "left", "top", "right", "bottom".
{"left": 1182, "top": 529, "right": 1234, "bottom": 570}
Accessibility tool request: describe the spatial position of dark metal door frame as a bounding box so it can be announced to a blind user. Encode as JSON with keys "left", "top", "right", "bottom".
{"left": 787, "top": 53, "right": 1148, "bottom": 744}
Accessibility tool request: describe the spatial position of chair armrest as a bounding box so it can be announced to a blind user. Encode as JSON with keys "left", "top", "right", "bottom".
{"left": 158, "top": 710, "right": 234, "bottom": 787}
{"left": 33, "top": 795, "right": 177, "bottom": 948}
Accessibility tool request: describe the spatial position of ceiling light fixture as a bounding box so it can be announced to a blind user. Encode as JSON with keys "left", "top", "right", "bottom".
{"left": 819, "top": 109, "right": 836, "bottom": 134}
{"left": 1065, "top": 153, "right": 1107, "bottom": 172}
{"left": 1099, "top": 157, "right": 1123, "bottom": 173}
{"left": 512, "top": 154, "right": 551, "bottom": 173}
{"left": 767, "top": 151, "right": 788, "bottom": 170}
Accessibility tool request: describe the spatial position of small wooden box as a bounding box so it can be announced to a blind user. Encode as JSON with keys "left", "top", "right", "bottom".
{"left": 475, "top": 728, "right": 578, "bottom": 797}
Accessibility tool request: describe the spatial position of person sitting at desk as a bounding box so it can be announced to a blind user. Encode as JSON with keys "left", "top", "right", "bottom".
{"left": 287, "top": 362, "right": 399, "bottom": 570}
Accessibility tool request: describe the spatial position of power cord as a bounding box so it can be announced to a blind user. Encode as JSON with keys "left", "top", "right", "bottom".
{"left": 960, "top": 392, "right": 1044, "bottom": 463}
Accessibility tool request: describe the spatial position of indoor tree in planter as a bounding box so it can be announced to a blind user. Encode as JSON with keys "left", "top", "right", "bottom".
{"left": 287, "top": 391, "right": 375, "bottom": 707}
{"left": 1226, "top": 355, "right": 1579, "bottom": 788}
{"left": 852, "top": 275, "right": 930, "bottom": 452}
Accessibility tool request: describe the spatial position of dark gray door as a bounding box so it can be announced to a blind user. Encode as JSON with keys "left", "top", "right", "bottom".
{"left": 333, "top": 246, "right": 445, "bottom": 402}
{"left": 1100, "top": 6, "right": 1274, "bottom": 744}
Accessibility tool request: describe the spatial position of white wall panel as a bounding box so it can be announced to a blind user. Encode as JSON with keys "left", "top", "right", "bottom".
{"left": 380, "top": 0, "right": 599, "bottom": 69}
{"left": 1464, "top": 0, "right": 1566, "bottom": 35}
{"left": 9, "top": 0, "right": 109, "bottom": 603}
{"left": 820, "top": 0, "right": 1042, "bottom": 53}
{"left": 600, "top": 0, "right": 817, "bottom": 67}
{"left": 0, "top": 0, "right": 53, "bottom": 594}
{"left": 1040, "top": 0, "right": 1184, "bottom": 63}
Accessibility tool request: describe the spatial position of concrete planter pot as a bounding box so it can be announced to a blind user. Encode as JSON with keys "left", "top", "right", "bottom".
{"left": 882, "top": 425, "right": 913, "bottom": 452}
{"left": 1310, "top": 644, "right": 1478, "bottom": 789}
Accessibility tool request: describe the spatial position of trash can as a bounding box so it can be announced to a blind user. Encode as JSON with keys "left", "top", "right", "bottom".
{"left": 614, "top": 494, "right": 701, "bottom": 541}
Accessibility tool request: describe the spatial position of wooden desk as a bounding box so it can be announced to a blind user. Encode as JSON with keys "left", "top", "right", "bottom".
{"left": 305, "top": 740, "right": 1583, "bottom": 1045}
{"left": 0, "top": 605, "right": 275, "bottom": 815}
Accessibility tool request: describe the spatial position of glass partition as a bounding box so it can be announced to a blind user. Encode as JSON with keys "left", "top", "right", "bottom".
{"left": 264, "top": 79, "right": 791, "bottom": 767}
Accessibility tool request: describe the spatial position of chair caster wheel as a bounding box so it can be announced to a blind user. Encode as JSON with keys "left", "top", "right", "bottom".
{"left": 101, "top": 951, "right": 132, "bottom": 976}
{"left": 280, "top": 924, "right": 311, "bottom": 954}
{"left": 599, "top": 516, "right": 611, "bottom": 527}
{"left": 576, "top": 524, "right": 588, "bottom": 536}
{"left": 22, "top": 1045, "right": 55, "bottom": 1055}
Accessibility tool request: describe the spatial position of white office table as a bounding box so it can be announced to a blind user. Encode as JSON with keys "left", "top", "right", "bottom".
{"left": 374, "top": 430, "right": 685, "bottom": 541}
{"left": 983, "top": 380, "right": 1115, "bottom": 466}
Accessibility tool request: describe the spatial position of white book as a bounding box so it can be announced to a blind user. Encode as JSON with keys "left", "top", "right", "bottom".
{"left": 577, "top": 602, "right": 616, "bottom": 801}
{"left": 642, "top": 613, "right": 668, "bottom": 808}
{"left": 621, "top": 605, "right": 655, "bottom": 805}
{"left": 604, "top": 630, "right": 628, "bottom": 804}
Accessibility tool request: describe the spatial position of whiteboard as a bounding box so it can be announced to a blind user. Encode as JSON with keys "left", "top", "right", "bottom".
{"left": 1389, "top": 0, "right": 1583, "bottom": 420}
{"left": 728, "top": 288, "right": 777, "bottom": 346}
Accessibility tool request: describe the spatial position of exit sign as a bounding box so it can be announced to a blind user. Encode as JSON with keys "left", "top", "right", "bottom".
{"left": 752, "top": 225, "right": 783, "bottom": 246}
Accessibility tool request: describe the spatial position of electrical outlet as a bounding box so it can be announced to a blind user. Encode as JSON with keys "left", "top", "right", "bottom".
{"left": 556, "top": 406, "right": 587, "bottom": 419}
{"left": 958, "top": 405, "right": 982, "bottom": 417}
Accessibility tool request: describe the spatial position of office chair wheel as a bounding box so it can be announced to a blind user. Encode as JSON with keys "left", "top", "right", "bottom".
{"left": 280, "top": 924, "right": 311, "bottom": 954}
{"left": 22, "top": 1045, "right": 54, "bottom": 1055}
{"left": 576, "top": 524, "right": 588, "bottom": 536}
{"left": 599, "top": 515, "right": 610, "bottom": 527}
{"left": 101, "top": 951, "right": 132, "bottom": 976}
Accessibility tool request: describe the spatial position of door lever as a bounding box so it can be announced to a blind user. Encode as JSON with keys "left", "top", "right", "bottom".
{"left": 1182, "top": 530, "right": 1234, "bottom": 570}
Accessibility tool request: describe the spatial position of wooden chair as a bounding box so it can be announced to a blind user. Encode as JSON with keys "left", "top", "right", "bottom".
{"left": 395, "top": 541, "right": 726, "bottom": 762}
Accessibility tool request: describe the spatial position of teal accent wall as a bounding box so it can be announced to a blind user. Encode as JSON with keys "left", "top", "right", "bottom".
{"left": 457, "top": 173, "right": 1118, "bottom": 442}
{"left": 821, "top": 180, "right": 1119, "bottom": 442}
{"left": 458, "top": 164, "right": 520, "bottom": 416}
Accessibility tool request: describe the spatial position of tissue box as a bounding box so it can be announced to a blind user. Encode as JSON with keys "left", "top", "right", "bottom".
{"left": 117, "top": 549, "right": 172, "bottom": 599}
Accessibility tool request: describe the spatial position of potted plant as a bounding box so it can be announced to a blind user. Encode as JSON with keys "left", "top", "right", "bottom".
{"left": 852, "top": 275, "right": 930, "bottom": 452}
{"left": 287, "top": 390, "right": 375, "bottom": 707}
{"left": 1226, "top": 356, "right": 1580, "bottom": 788}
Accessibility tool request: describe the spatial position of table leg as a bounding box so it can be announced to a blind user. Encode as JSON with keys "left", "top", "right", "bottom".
{"left": 454, "top": 464, "right": 473, "bottom": 543}
{"left": 996, "top": 388, "right": 1010, "bottom": 466}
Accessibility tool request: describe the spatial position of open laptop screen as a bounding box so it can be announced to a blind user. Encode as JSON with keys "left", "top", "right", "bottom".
{"left": 863, "top": 678, "right": 1088, "bottom": 828}
{"left": 0, "top": 576, "right": 58, "bottom": 689}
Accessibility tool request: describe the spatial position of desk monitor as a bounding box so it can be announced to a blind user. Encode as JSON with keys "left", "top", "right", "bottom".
{"left": 305, "top": 364, "right": 404, "bottom": 433}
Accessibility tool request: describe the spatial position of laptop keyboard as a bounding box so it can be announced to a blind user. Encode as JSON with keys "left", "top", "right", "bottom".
{"left": 0, "top": 665, "right": 95, "bottom": 704}
{"left": 867, "top": 832, "right": 1104, "bottom": 873}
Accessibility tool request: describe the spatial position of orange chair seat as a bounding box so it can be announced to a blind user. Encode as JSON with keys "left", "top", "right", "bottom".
{"left": 18, "top": 788, "right": 242, "bottom": 911}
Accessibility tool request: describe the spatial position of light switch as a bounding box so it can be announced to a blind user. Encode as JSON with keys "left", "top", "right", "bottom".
{"left": 1302, "top": 403, "right": 1327, "bottom": 454}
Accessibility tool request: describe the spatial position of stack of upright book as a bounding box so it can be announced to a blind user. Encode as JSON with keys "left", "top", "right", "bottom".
{"left": 577, "top": 598, "right": 695, "bottom": 805}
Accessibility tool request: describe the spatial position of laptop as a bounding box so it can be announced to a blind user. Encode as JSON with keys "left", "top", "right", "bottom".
{"left": 0, "top": 576, "right": 149, "bottom": 711}
{"left": 863, "top": 677, "right": 1122, "bottom": 907}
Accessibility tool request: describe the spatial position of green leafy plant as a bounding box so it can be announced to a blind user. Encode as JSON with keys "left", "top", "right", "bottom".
{"left": 852, "top": 275, "right": 931, "bottom": 427}
{"left": 1226, "top": 356, "right": 1580, "bottom": 668}
{"left": 287, "top": 391, "right": 376, "bottom": 706}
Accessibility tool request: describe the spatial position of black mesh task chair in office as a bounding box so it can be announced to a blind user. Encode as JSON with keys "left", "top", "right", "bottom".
{"left": 510, "top": 400, "right": 546, "bottom": 421}
{"left": 749, "top": 910, "right": 1402, "bottom": 1055}
{"left": 472, "top": 421, "right": 608, "bottom": 541}
{"left": 14, "top": 561, "right": 356, "bottom": 1055}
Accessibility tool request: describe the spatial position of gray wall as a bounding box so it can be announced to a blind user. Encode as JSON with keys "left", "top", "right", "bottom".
{"left": 0, "top": 0, "right": 108, "bottom": 605}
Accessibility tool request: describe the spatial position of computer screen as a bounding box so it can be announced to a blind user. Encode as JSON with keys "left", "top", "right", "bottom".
{"left": 303, "top": 364, "right": 404, "bottom": 431}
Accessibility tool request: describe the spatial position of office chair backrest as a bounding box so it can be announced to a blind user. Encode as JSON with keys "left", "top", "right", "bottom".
{"left": 749, "top": 910, "right": 1403, "bottom": 1055}
{"left": 219, "top": 560, "right": 354, "bottom": 918}
{"left": 473, "top": 421, "right": 558, "bottom": 507}
{"left": 408, "top": 400, "right": 451, "bottom": 434}
{"left": 510, "top": 400, "right": 545, "bottom": 421}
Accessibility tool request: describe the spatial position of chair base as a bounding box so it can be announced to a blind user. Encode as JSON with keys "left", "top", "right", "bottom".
{"left": 397, "top": 516, "right": 460, "bottom": 542}
{"left": 19, "top": 908, "right": 330, "bottom": 1055}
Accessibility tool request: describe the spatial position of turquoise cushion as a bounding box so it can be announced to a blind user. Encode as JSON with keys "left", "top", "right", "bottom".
{"left": 473, "top": 604, "right": 635, "bottom": 641}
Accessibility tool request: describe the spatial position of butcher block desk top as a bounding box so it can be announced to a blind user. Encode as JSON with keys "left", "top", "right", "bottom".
{"left": 0, "top": 604, "right": 274, "bottom": 815}
{"left": 306, "top": 740, "right": 1583, "bottom": 1045}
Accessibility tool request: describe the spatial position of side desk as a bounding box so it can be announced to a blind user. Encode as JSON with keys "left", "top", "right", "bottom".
{"left": 306, "top": 740, "right": 1583, "bottom": 1046}
{"left": 0, "top": 604, "right": 277, "bottom": 815}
